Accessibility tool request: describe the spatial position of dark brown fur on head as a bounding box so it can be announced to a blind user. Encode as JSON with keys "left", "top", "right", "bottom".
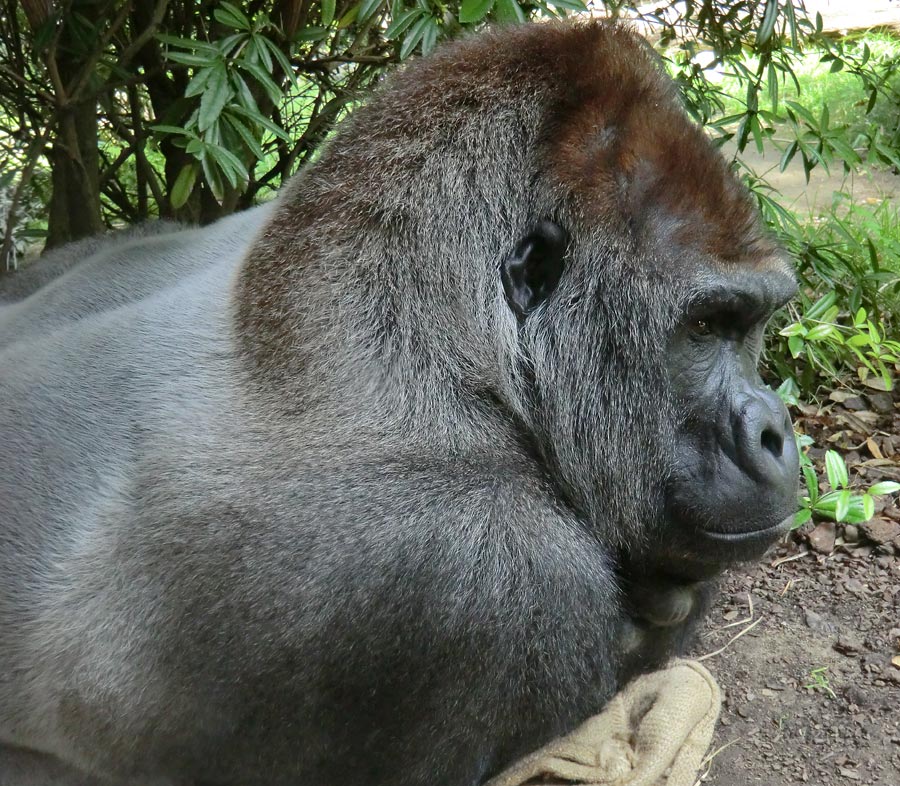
{"left": 238, "top": 21, "right": 774, "bottom": 377}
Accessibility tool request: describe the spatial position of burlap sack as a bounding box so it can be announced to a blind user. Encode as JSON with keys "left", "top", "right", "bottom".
{"left": 485, "top": 660, "right": 720, "bottom": 786}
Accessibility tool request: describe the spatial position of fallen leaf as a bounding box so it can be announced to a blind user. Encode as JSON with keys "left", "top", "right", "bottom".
{"left": 867, "top": 437, "right": 884, "bottom": 460}
{"left": 863, "top": 376, "right": 890, "bottom": 392}
{"left": 830, "top": 390, "right": 855, "bottom": 403}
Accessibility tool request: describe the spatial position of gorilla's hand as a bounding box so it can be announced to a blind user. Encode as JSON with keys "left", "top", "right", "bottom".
{"left": 618, "top": 561, "right": 714, "bottom": 678}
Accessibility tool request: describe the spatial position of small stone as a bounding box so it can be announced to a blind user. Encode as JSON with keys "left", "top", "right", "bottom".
{"left": 892, "top": 536, "right": 900, "bottom": 555}
{"left": 876, "top": 556, "right": 894, "bottom": 569}
{"left": 860, "top": 518, "right": 900, "bottom": 545}
{"left": 845, "top": 577, "right": 866, "bottom": 594}
{"left": 867, "top": 391, "right": 894, "bottom": 413}
{"left": 835, "top": 633, "right": 863, "bottom": 655}
{"left": 842, "top": 396, "right": 866, "bottom": 411}
{"left": 808, "top": 521, "right": 837, "bottom": 554}
{"left": 805, "top": 609, "right": 839, "bottom": 636}
{"left": 844, "top": 524, "right": 860, "bottom": 543}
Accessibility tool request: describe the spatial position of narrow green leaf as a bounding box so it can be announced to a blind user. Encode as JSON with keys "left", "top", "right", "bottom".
{"left": 224, "top": 113, "right": 264, "bottom": 159}
{"left": 156, "top": 34, "right": 219, "bottom": 52}
{"left": 185, "top": 66, "right": 213, "bottom": 98}
{"left": 201, "top": 153, "right": 226, "bottom": 203}
{"left": 460, "top": 0, "right": 495, "bottom": 24}
{"left": 803, "top": 464, "right": 819, "bottom": 501}
{"left": 198, "top": 62, "right": 231, "bottom": 132}
{"left": 249, "top": 35, "right": 273, "bottom": 70}
{"left": 322, "top": 0, "right": 336, "bottom": 25}
{"left": 337, "top": 6, "right": 358, "bottom": 28}
{"left": 151, "top": 124, "right": 194, "bottom": 137}
{"left": 841, "top": 497, "right": 868, "bottom": 524}
{"left": 550, "top": 0, "right": 587, "bottom": 10}
{"left": 861, "top": 494, "right": 875, "bottom": 521}
{"left": 493, "top": 0, "right": 526, "bottom": 22}
{"left": 793, "top": 508, "right": 812, "bottom": 528}
{"left": 237, "top": 60, "right": 283, "bottom": 105}
{"left": 824, "top": 450, "right": 849, "bottom": 490}
{"left": 399, "top": 15, "right": 430, "bottom": 58}
{"left": 215, "top": 2, "right": 251, "bottom": 30}
{"left": 385, "top": 8, "right": 421, "bottom": 39}
{"left": 294, "top": 26, "right": 328, "bottom": 40}
{"left": 788, "top": 334, "right": 804, "bottom": 358}
{"left": 230, "top": 104, "right": 291, "bottom": 141}
{"left": 359, "top": 0, "right": 384, "bottom": 22}
{"left": 206, "top": 143, "right": 248, "bottom": 189}
{"left": 261, "top": 37, "right": 295, "bottom": 82}
{"left": 170, "top": 163, "right": 197, "bottom": 209}
{"left": 757, "top": 0, "right": 778, "bottom": 46}
{"left": 779, "top": 322, "right": 807, "bottom": 337}
{"left": 868, "top": 481, "right": 900, "bottom": 496}
{"left": 834, "top": 490, "right": 851, "bottom": 522}
{"left": 805, "top": 324, "right": 836, "bottom": 342}
{"left": 805, "top": 291, "right": 837, "bottom": 321}
{"left": 420, "top": 18, "right": 439, "bottom": 54}
{"left": 164, "top": 51, "right": 216, "bottom": 67}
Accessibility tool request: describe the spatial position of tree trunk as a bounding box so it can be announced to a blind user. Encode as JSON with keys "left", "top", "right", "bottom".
{"left": 45, "top": 99, "right": 104, "bottom": 249}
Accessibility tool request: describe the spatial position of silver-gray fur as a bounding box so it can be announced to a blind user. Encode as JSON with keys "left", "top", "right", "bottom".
{"left": 0, "top": 20, "right": 795, "bottom": 786}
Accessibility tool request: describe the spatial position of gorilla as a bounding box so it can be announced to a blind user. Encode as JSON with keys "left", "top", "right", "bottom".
{"left": 0, "top": 20, "right": 798, "bottom": 786}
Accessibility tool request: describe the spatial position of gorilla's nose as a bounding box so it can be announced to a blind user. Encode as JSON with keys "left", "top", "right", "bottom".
{"left": 734, "top": 387, "right": 798, "bottom": 487}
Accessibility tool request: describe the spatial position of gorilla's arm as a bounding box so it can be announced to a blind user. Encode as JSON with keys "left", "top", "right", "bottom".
{"left": 1, "top": 444, "right": 628, "bottom": 786}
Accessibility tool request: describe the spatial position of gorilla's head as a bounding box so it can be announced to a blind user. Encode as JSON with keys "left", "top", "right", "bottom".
{"left": 240, "top": 21, "right": 798, "bottom": 577}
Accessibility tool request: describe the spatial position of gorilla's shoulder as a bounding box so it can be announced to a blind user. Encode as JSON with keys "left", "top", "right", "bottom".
{"left": 0, "top": 203, "right": 275, "bottom": 349}
{"left": 0, "top": 220, "right": 183, "bottom": 305}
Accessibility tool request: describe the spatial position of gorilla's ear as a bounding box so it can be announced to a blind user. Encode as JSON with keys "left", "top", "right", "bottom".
{"left": 501, "top": 220, "right": 568, "bottom": 320}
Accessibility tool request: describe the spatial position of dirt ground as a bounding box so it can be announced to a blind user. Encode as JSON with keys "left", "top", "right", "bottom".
{"left": 691, "top": 389, "right": 900, "bottom": 786}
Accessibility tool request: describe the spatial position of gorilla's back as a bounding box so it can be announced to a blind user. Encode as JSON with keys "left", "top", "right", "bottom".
{"left": 0, "top": 204, "right": 273, "bottom": 350}
{"left": 0, "top": 205, "right": 272, "bottom": 672}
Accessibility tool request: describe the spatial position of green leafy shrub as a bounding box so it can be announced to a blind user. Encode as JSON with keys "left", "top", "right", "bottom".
{"left": 795, "top": 440, "right": 900, "bottom": 527}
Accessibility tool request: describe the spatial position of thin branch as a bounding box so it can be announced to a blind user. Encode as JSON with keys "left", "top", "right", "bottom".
{"left": 0, "top": 63, "right": 56, "bottom": 104}
{"left": 68, "top": 0, "right": 134, "bottom": 105}
{"left": 116, "top": 0, "right": 170, "bottom": 69}
{"left": 1, "top": 121, "right": 54, "bottom": 271}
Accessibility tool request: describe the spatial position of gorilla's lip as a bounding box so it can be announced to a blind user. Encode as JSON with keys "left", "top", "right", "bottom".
{"left": 699, "top": 513, "right": 795, "bottom": 543}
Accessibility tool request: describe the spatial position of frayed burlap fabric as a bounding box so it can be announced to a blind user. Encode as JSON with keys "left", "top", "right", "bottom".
{"left": 485, "top": 660, "right": 721, "bottom": 786}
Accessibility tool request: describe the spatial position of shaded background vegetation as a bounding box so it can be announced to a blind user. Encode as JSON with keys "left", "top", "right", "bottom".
{"left": 1, "top": 0, "right": 900, "bottom": 417}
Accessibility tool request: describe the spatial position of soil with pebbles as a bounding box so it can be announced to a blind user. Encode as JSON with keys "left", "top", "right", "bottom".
{"left": 690, "top": 386, "right": 900, "bottom": 786}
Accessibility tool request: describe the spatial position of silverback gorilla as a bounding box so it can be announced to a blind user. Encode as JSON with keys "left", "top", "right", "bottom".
{"left": 0, "top": 20, "right": 798, "bottom": 786}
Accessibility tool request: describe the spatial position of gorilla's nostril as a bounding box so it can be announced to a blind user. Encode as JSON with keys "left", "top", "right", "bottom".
{"left": 761, "top": 427, "right": 783, "bottom": 458}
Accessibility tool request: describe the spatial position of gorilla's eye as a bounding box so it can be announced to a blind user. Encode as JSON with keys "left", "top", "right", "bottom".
{"left": 692, "top": 319, "right": 713, "bottom": 337}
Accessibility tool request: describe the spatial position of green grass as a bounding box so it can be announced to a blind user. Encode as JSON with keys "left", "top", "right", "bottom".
{"left": 711, "top": 32, "right": 900, "bottom": 137}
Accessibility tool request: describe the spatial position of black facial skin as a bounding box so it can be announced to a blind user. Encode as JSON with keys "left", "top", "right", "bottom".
{"left": 663, "top": 268, "right": 800, "bottom": 578}
{"left": 504, "top": 226, "right": 799, "bottom": 575}
{"left": 504, "top": 226, "right": 799, "bottom": 672}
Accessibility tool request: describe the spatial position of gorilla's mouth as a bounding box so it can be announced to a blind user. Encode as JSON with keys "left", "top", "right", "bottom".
{"left": 699, "top": 513, "right": 795, "bottom": 543}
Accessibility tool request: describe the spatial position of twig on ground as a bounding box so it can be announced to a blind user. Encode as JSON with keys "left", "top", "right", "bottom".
{"left": 694, "top": 738, "right": 741, "bottom": 784}
{"left": 771, "top": 551, "right": 808, "bottom": 568}
{"left": 698, "top": 616, "right": 763, "bottom": 662}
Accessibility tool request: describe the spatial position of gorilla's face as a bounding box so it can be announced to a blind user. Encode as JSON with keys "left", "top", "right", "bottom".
{"left": 501, "top": 220, "right": 798, "bottom": 575}
{"left": 663, "top": 265, "right": 799, "bottom": 575}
